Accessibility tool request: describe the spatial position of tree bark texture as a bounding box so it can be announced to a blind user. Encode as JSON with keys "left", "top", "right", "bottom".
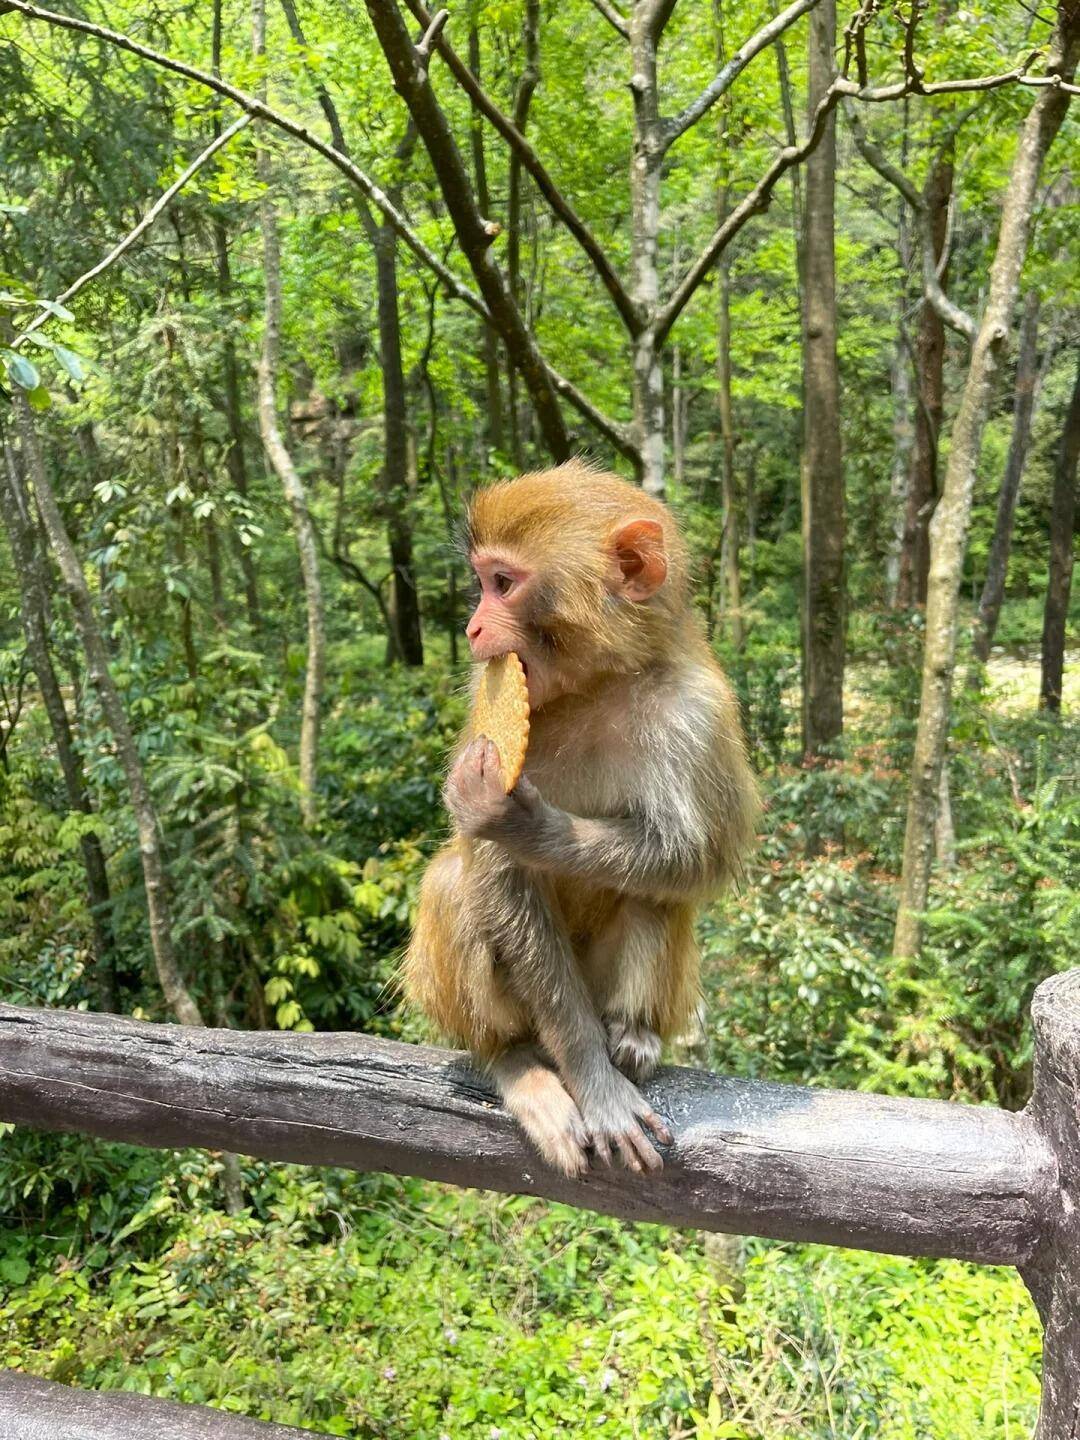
{"left": 896, "top": 149, "right": 953, "bottom": 609}
{"left": 213, "top": 0, "right": 262, "bottom": 635}
{"left": 0, "top": 435, "right": 116, "bottom": 1011}
{"left": 468, "top": 23, "right": 507, "bottom": 456}
{"left": 254, "top": 0, "right": 326, "bottom": 826}
{"left": 894, "top": 14, "right": 1080, "bottom": 961}
{"left": 973, "top": 289, "right": 1042, "bottom": 663}
{"left": 363, "top": 0, "right": 571, "bottom": 464}
{"left": 800, "top": 0, "right": 844, "bottom": 760}
{"left": 626, "top": 5, "right": 668, "bottom": 496}
{"left": 11, "top": 397, "right": 203, "bottom": 1026}
{"left": 1040, "top": 353, "right": 1080, "bottom": 712}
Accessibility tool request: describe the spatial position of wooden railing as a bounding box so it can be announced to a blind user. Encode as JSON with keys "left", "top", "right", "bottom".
{"left": 0, "top": 968, "right": 1077, "bottom": 1438}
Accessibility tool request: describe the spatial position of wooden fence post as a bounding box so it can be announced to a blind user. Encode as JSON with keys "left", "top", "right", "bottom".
{"left": 1023, "top": 969, "right": 1080, "bottom": 1440}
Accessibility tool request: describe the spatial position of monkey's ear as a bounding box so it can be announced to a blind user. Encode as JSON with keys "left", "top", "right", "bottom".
{"left": 611, "top": 519, "right": 667, "bottom": 602}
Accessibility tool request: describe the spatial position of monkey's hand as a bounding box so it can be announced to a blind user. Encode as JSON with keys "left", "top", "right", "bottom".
{"left": 574, "top": 1066, "right": 672, "bottom": 1174}
{"left": 445, "top": 737, "right": 543, "bottom": 840}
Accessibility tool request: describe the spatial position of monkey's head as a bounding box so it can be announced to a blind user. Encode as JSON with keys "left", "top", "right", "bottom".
{"left": 464, "top": 460, "right": 689, "bottom": 709}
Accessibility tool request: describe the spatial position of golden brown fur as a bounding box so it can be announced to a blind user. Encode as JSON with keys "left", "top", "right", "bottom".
{"left": 405, "top": 462, "right": 759, "bottom": 1175}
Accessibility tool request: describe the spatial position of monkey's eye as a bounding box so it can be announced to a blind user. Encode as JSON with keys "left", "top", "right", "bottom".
{"left": 492, "top": 573, "right": 516, "bottom": 598}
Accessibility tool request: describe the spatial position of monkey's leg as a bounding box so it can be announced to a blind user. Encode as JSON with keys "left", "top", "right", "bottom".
{"left": 407, "top": 847, "right": 589, "bottom": 1176}
{"left": 487, "top": 1044, "right": 591, "bottom": 1178}
{"left": 586, "top": 899, "right": 700, "bottom": 1084}
{"left": 478, "top": 849, "right": 672, "bottom": 1174}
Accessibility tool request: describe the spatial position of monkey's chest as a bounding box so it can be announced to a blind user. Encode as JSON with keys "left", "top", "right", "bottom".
{"left": 526, "top": 732, "right": 636, "bottom": 818}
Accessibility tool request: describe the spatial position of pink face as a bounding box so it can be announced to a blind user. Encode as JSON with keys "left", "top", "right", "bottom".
{"left": 466, "top": 552, "right": 549, "bottom": 707}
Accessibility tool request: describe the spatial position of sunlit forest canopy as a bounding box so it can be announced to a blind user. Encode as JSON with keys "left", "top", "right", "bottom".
{"left": 0, "top": 0, "right": 1077, "bottom": 1431}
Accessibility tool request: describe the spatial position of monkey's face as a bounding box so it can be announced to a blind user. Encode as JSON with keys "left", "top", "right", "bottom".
{"left": 466, "top": 550, "right": 567, "bottom": 709}
{"left": 464, "top": 466, "right": 685, "bottom": 711}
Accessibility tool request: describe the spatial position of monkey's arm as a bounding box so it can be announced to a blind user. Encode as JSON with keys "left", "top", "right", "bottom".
{"left": 448, "top": 739, "right": 715, "bottom": 900}
{"left": 499, "top": 798, "right": 709, "bottom": 898}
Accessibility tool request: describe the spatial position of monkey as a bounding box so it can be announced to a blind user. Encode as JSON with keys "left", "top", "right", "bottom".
{"left": 404, "top": 460, "right": 759, "bottom": 1177}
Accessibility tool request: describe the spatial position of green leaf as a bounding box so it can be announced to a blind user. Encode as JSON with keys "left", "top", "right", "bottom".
{"left": 39, "top": 299, "right": 75, "bottom": 322}
{"left": 27, "top": 385, "right": 51, "bottom": 411}
{"left": 0, "top": 1256, "right": 30, "bottom": 1285}
{"left": 2, "top": 350, "right": 39, "bottom": 389}
{"left": 53, "top": 345, "right": 86, "bottom": 382}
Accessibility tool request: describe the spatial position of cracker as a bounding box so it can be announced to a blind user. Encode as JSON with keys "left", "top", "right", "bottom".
{"left": 471, "top": 652, "right": 530, "bottom": 792}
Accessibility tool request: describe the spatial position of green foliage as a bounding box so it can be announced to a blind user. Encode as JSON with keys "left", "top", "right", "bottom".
{"left": 1, "top": 0, "right": 1077, "bottom": 1430}
{"left": 0, "top": 1162, "right": 1043, "bottom": 1438}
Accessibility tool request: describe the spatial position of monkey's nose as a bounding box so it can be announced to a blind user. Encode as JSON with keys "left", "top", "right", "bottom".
{"left": 467, "top": 618, "right": 483, "bottom": 642}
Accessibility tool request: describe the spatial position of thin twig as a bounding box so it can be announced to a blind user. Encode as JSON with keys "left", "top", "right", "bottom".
{"left": 584, "top": 0, "right": 630, "bottom": 39}
{"left": 663, "top": 0, "right": 821, "bottom": 147}
{"left": 1, "top": 0, "right": 492, "bottom": 324}
{"left": 399, "top": 0, "right": 640, "bottom": 335}
{"left": 12, "top": 114, "right": 252, "bottom": 348}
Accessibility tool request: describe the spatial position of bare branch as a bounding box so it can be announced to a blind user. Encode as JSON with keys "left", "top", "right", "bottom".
{"left": 663, "top": 0, "right": 820, "bottom": 147}
{"left": 363, "top": 0, "right": 572, "bottom": 461}
{"left": 1018, "top": 71, "right": 1080, "bottom": 95}
{"left": 400, "top": 0, "right": 641, "bottom": 335}
{"left": 846, "top": 103, "right": 977, "bottom": 341}
{"left": 585, "top": 0, "right": 630, "bottom": 38}
{"left": 544, "top": 363, "right": 637, "bottom": 459}
{"left": 657, "top": 64, "right": 1043, "bottom": 344}
{"left": 414, "top": 5, "right": 448, "bottom": 66}
{"left": 0, "top": 0, "right": 491, "bottom": 324}
{"left": 12, "top": 114, "right": 252, "bottom": 348}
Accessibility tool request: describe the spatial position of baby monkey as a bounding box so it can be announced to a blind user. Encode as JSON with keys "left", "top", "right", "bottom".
{"left": 406, "top": 462, "right": 759, "bottom": 1176}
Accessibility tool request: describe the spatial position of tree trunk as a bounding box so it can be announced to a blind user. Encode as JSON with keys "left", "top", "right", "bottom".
{"left": 364, "top": 0, "right": 571, "bottom": 465}
{"left": 12, "top": 396, "right": 203, "bottom": 1026}
{"left": 1040, "top": 353, "right": 1080, "bottom": 713}
{"left": 972, "top": 291, "right": 1042, "bottom": 663}
{"left": 770, "top": 4, "right": 805, "bottom": 305}
{"left": 712, "top": 7, "right": 744, "bottom": 649}
{"left": 885, "top": 329, "right": 915, "bottom": 603}
{"left": 628, "top": 5, "right": 666, "bottom": 497}
{"left": 506, "top": 0, "right": 540, "bottom": 469}
{"left": 671, "top": 342, "right": 685, "bottom": 489}
{"left": 276, "top": 0, "right": 420, "bottom": 668}
{"left": 800, "top": 0, "right": 844, "bottom": 761}
{"left": 213, "top": 0, "right": 261, "bottom": 635}
{"left": 0, "top": 432, "right": 117, "bottom": 1012}
{"left": 254, "top": 0, "right": 326, "bottom": 827}
{"left": 896, "top": 149, "right": 953, "bottom": 609}
{"left": 885, "top": 147, "right": 914, "bottom": 606}
{"left": 467, "top": 23, "right": 506, "bottom": 457}
{"left": 374, "top": 227, "right": 425, "bottom": 666}
{"left": 894, "top": 17, "right": 1080, "bottom": 960}
{"left": 717, "top": 243, "right": 744, "bottom": 650}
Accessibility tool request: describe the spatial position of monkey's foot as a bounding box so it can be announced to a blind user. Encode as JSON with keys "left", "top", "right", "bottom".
{"left": 605, "top": 1017, "right": 662, "bottom": 1084}
{"left": 516, "top": 1082, "right": 591, "bottom": 1178}
{"left": 492, "top": 1047, "right": 591, "bottom": 1178}
{"left": 578, "top": 1068, "right": 672, "bottom": 1175}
